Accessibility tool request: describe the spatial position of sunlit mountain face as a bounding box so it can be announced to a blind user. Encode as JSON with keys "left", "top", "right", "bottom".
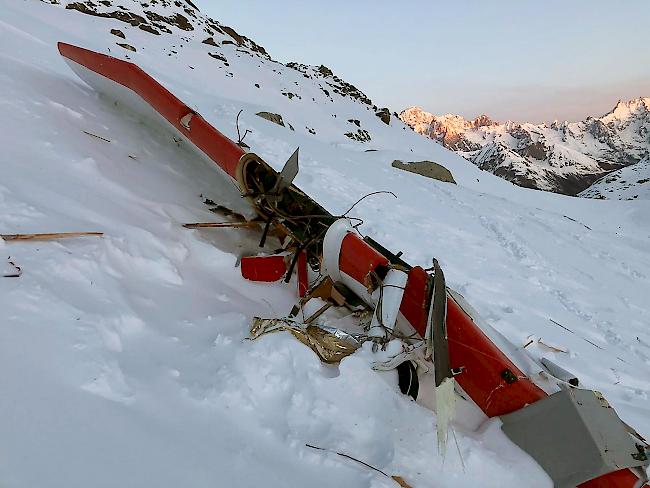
{"left": 401, "top": 98, "right": 650, "bottom": 196}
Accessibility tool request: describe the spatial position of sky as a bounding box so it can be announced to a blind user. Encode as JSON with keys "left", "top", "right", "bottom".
{"left": 195, "top": 1, "right": 650, "bottom": 123}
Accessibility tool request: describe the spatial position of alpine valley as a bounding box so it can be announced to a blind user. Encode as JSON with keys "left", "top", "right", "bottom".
{"left": 400, "top": 99, "right": 650, "bottom": 197}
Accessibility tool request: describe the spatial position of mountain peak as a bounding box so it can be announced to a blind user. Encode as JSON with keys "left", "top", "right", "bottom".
{"left": 603, "top": 97, "right": 650, "bottom": 123}
{"left": 399, "top": 97, "right": 650, "bottom": 195}
{"left": 398, "top": 107, "right": 498, "bottom": 150}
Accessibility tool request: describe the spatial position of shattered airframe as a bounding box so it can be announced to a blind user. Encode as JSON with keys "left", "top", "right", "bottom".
{"left": 58, "top": 42, "right": 649, "bottom": 487}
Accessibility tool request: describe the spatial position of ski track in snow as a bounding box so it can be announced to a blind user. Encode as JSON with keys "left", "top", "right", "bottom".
{"left": 0, "top": 2, "right": 649, "bottom": 487}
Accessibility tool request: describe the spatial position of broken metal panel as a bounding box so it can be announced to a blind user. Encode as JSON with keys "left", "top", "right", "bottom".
{"left": 500, "top": 389, "right": 649, "bottom": 487}
{"left": 272, "top": 147, "right": 300, "bottom": 194}
{"left": 235, "top": 152, "right": 335, "bottom": 248}
{"left": 250, "top": 317, "right": 360, "bottom": 364}
{"left": 541, "top": 357, "right": 579, "bottom": 387}
{"left": 368, "top": 268, "right": 409, "bottom": 342}
{"left": 240, "top": 254, "right": 287, "bottom": 282}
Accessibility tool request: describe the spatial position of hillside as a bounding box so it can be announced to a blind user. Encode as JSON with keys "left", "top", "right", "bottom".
{"left": 400, "top": 99, "right": 650, "bottom": 195}
{"left": 579, "top": 156, "right": 650, "bottom": 199}
{"left": 1, "top": 1, "right": 650, "bottom": 487}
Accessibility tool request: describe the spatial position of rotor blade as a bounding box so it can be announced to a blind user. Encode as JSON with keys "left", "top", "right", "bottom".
{"left": 431, "top": 258, "right": 451, "bottom": 387}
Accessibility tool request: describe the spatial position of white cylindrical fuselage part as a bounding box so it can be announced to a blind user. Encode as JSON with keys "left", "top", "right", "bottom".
{"left": 368, "top": 268, "right": 409, "bottom": 341}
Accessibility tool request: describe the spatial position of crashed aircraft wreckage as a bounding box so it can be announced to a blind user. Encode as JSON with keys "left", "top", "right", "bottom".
{"left": 58, "top": 42, "right": 649, "bottom": 487}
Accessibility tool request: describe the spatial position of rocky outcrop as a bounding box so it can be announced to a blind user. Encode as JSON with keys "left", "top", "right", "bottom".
{"left": 62, "top": 0, "right": 271, "bottom": 58}
{"left": 202, "top": 36, "right": 218, "bottom": 46}
{"left": 45, "top": 0, "right": 415, "bottom": 151}
{"left": 66, "top": 2, "right": 146, "bottom": 26}
{"left": 375, "top": 108, "right": 390, "bottom": 125}
{"left": 256, "top": 112, "right": 285, "bottom": 127}
{"left": 392, "top": 160, "right": 455, "bottom": 184}
{"left": 345, "top": 129, "right": 371, "bottom": 142}
{"left": 286, "top": 62, "right": 373, "bottom": 106}
{"left": 116, "top": 42, "right": 136, "bottom": 52}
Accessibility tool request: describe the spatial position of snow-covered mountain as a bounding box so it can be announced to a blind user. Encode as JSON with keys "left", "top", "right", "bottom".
{"left": 400, "top": 99, "right": 650, "bottom": 195}
{"left": 2, "top": 1, "right": 650, "bottom": 487}
{"left": 579, "top": 156, "right": 650, "bottom": 200}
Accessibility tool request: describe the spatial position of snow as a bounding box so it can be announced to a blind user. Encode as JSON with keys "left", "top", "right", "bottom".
{"left": 1, "top": 1, "right": 649, "bottom": 487}
{"left": 401, "top": 102, "right": 650, "bottom": 194}
{"left": 603, "top": 97, "right": 650, "bottom": 125}
{"left": 580, "top": 156, "right": 650, "bottom": 200}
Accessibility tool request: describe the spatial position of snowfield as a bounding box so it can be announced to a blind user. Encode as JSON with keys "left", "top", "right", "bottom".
{"left": 1, "top": 2, "right": 649, "bottom": 487}
{"left": 580, "top": 156, "right": 650, "bottom": 200}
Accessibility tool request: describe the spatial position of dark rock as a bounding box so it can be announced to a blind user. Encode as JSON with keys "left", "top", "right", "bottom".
{"left": 256, "top": 112, "right": 285, "bottom": 127}
{"left": 205, "top": 19, "right": 224, "bottom": 35}
{"left": 144, "top": 11, "right": 193, "bottom": 31}
{"left": 208, "top": 52, "right": 227, "bottom": 64}
{"left": 375, "top": 107, "right": 390, "bottom": 125}
{"left": 518, "top": 141, "right": 548, "bottom": 161}
{"left": 110, "top": 28, "right": 125, "bottom": 38}
{"left": 282, "top": 92, "right": 300, "bottom": 100}
{"left": 219, "top": 25, "right": 269, "bottom": 58}
{"left": 66, "top": 2, "right": 147, "bottom": 26}
{"left": 345, "top": 129, "right": 371, "bottom": 142}
{"left": 286, "top": 63, "right": 372, "bottom": 106}
{"left": 139, "top": 24, "right": 160, "bottom": 35}
{"left": 317, "top": 65, "right": 333, "bottom": 77}
{"left": 221, "top": 25, "right": 243, "bottom": 44}
{"left": 587, "top": 119, "right": 614, "bottom": 146}
{"left": 116, "top": 42, "right": 136, "bottom": 52}
{"left": 202, "top": 36, "right": 218, "bottom": 46}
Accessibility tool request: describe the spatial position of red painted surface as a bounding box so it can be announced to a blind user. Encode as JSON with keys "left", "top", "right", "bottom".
{"left": 241, "top": 255, "right": 287, "bottom": 282}
{"left": 58, "top": 42, "right": 646, "bottom": 487}
{"left": 297, "top": 251, "right": 309, "bottom": 297}
{"left": 338, "top": 233, "right": 389, "bottom": 286}
{"left": 579, "top": 469, "right": 648, "bottom": 487}
{"left": 446, "top": 294, "right": 645, "bottom": 486}
{"left": 399, "top": 266, "right": 430, "bottom": 337}
{"left": 446, "top": 295, "right": 547, "bottom": 416}
{"left": 57, "top": 42, "right": 245, "bottom": 179}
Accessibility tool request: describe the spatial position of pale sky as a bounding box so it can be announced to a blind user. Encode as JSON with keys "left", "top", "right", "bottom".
{"left": 194, "top": 1, "right": 649, "bottom": 123}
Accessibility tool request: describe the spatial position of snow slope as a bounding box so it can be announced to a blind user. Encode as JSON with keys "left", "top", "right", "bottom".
{"left": 400, "top": 101, "right": 650, "bottom": 196}
{"left": 580, "top": 156, "right": 650, "bottom": 200}
{"left": 1, "top": 2, "right": 650, "bottom": 487}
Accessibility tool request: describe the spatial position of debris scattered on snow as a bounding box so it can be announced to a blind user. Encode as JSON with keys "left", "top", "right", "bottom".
{"left": 1, "top": 232, "right": 104, "bottom": 242}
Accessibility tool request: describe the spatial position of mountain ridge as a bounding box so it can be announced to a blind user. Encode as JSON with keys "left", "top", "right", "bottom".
{"left": 400, "top": 98, "right": 650, "bottom": 195}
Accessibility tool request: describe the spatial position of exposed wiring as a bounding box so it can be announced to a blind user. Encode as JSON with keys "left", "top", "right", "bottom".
{"left": 343, "top": 190, "right": 397, "bottom": 217}
{"left": 235, "top": 109, "right": 251, "bottom": 146}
